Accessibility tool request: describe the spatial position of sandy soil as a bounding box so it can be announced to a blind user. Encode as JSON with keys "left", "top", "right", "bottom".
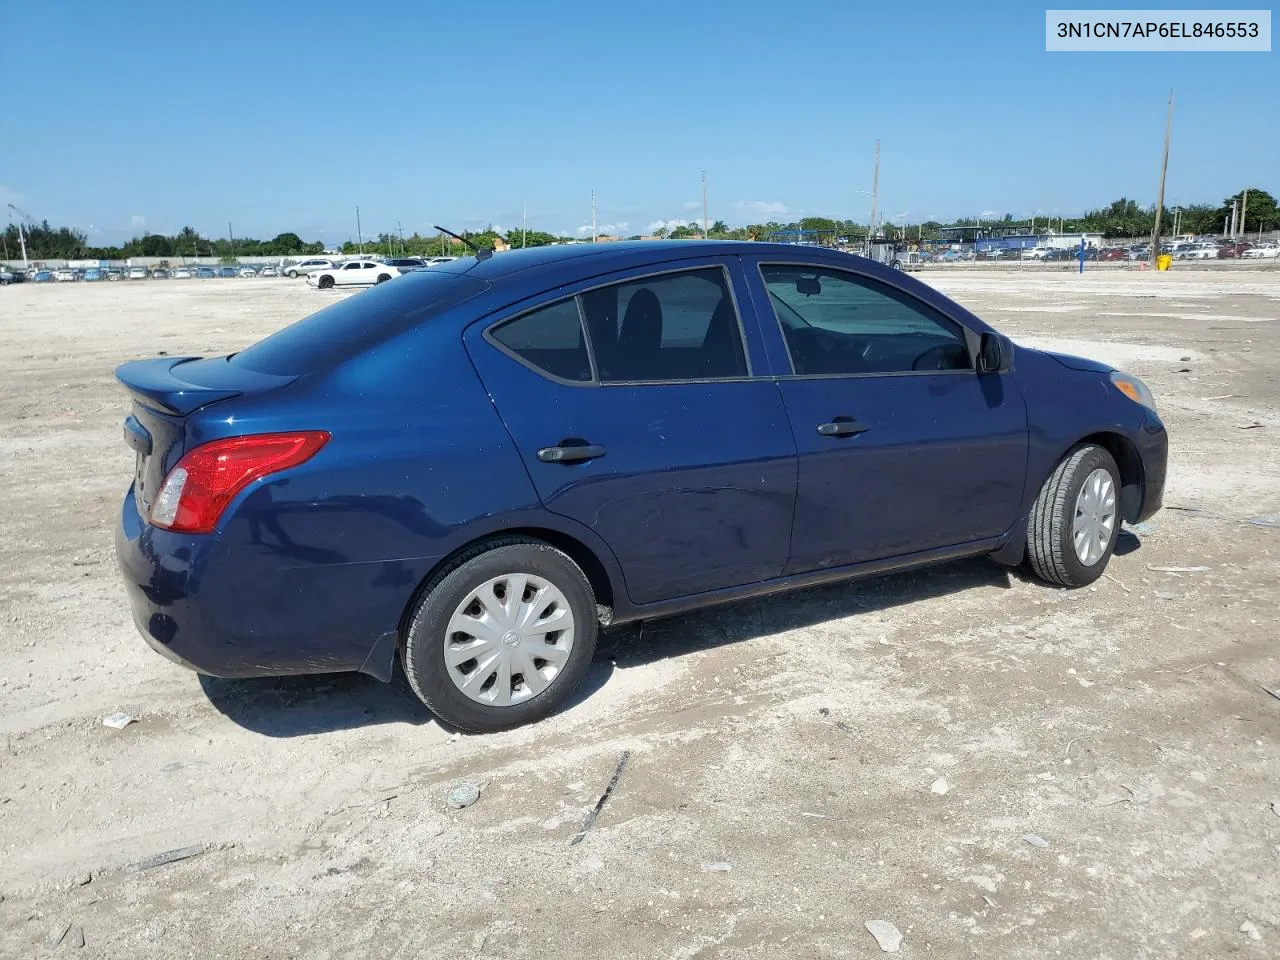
{"left": 1, "top": 268, "right": 1278, "bottom": 959}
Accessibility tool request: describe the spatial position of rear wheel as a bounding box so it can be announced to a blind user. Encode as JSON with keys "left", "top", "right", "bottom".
{"left": 318, "top": 275, "right": 334, "bottom": 289}
{"left": 1026, "top": 444, "right": 1121, "bottom": 587}
{"left": 402, "top": 538, "right": 598, "bottom": 733}
{"left": 376, "top": 273, "right": 391, "bottom": 283}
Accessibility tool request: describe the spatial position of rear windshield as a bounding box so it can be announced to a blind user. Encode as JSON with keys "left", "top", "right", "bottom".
{"left": 230, "top": 272, "right": 489, "bottom": 375}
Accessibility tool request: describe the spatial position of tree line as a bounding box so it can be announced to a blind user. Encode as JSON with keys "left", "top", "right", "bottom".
{"left": 4, "top": 187, "right": 1272, "bottom": 262}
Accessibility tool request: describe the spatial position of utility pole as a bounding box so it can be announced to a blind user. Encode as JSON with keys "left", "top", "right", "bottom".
{"left": 1240, "top": 188, "right": 1249, "bottom": 238}
{"left": 1149, "top": 90, "right": 1174, "bottom": 267}
{"left": 1229, "top": 200, "right": 1238, "bottom": 238}
{"left": 228, "top": 222, "right": 235, "bottom": 258}
{"left": 702, "top": 169, "right": 709, "bottom": 239}
{"left": 591, "top": 189, "right": 597, "bottom": 243}
{"left": 398, "top": 221, "right": 405, "bottom": 256}
{"left": 522, "top": 200, "right": 527, "bottom": 248}
{"left": 869, "top": 139, "right": 880, "bottom": 239}
{"left": 356, "top": 206, "right": 363, "bottom": 255}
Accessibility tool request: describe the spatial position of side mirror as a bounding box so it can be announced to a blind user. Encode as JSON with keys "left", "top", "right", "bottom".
{"left": 977, "top": 332, "right": 1013, "bottom": 374}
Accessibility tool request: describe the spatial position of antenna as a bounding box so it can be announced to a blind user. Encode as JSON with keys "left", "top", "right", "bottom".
{"left": 433, "top": 225, "right": 492, "bottom": 260}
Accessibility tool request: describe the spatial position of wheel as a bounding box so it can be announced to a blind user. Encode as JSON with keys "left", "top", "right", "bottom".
{"left": 286, "top": 269, "right": 298, "bottom": 278}
{"left": 891, "top": 259, "right": 903, "bottom": 271}
{"left": 376, "top": 273, "right": 391, "bottom": 283}
{"left": 402, "top": 538, "right": 598, "bottom": 733}
{"left": 318, "top": 275, "right": 334, "bottom": 289}
{"left": 1026, "top": 444, "right": 1121, "bottom": 587}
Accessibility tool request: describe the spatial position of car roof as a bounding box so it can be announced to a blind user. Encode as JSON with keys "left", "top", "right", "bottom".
{"left": 439, "top": 239, "right": 870, "bottom": 284}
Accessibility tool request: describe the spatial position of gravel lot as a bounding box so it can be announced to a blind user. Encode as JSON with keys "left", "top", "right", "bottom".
{"left": 1, "top": 268, "right": 1278, "bottom": 959}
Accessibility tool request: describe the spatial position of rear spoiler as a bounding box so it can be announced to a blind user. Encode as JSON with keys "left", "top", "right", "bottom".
{"left": 115, "top": 356, "right": 294, "bottom": 416}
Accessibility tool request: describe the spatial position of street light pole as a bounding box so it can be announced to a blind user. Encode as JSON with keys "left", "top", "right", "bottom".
{"left": 1149, "top": 90, "right": 1174, "bottom": 267}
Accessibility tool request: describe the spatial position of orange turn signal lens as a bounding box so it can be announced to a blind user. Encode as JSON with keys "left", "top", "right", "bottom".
{"left": 1113, "top": 380, "right": 1143, "bottom": 404}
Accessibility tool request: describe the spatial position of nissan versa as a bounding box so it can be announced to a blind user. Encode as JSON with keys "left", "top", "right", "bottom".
{"left": 114, "top": 241, "right": 1167, "bottom": 732}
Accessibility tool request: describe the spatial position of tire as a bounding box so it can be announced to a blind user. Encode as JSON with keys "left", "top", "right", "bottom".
{"left": 1026, "top": 444, "right": 1122, "bottom": 588}
{"left": 402, "top": 538, "right": 598, "bottom": 733}
{"left": 318, "top": 275, "right": 334, "bottom": 289}
{"left": 286, "top": 269, "right": 298, "bottom": 278}
{"left": 891, "top": 260, "right": 903, "bottom": 271}
{"left": 376, "top": 273, "right": 391, "bottom": 283}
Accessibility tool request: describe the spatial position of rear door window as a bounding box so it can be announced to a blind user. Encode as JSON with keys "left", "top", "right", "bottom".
{"left": 579, "top": 267, "right": 747, "bottom": 382}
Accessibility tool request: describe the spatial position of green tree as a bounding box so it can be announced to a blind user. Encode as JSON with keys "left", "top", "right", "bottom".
{"left": 1219, "top": 188, "right": 1277, "bottom": 234}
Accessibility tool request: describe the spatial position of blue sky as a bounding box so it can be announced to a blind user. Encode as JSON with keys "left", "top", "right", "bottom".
{"left": 2, "top": 0, "right": 1274, "bottom": 245}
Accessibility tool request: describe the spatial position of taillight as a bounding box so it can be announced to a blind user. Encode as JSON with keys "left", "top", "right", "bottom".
{"left": 149, "top": 431, "right": 329, "bottom": 533}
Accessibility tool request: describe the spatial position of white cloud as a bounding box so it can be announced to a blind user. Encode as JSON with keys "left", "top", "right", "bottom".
{"left": 131, "top": 214, "right": 148, "bottom": 231}
{"left": 683, "top": 201, "right": 702, "bottom": 210}
{"left": 576, "top": 221, "right": 630, "bottom": 236}
{"left": 979, "top": 209, "right": 1001, "bottom": 219}
{"left": 734, "top": 200, "right": 788, "bottom": 216}
{"left": 646, "top": 218, "right": 691, "bottom": 233}
{"left": 0, "top": 184, "right": 25, "bottom": 208}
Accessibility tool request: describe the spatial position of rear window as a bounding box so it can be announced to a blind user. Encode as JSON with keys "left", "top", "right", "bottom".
{"left": 230, "top": 272, "right": 489, "bottom": 375}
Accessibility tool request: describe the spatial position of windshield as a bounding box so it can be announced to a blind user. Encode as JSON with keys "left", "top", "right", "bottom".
{"left": 231, "top": 271, "right": 490, "bottom": 375}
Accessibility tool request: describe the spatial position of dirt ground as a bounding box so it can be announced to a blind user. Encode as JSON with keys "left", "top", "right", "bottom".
{"left": 1, "top": 267, "right": 1278, "bottom": 959}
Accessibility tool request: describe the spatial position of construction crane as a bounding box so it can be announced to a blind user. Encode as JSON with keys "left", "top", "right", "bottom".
{"left": 6, "top": 202, "right": 37, "bottom": 268}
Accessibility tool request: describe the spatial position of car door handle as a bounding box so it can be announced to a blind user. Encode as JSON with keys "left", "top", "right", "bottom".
{"left": 537, "top": 443, "right": 607, "bottom": 464}
{"left": 816, "top": 417, "right": 870, "bottom": 438}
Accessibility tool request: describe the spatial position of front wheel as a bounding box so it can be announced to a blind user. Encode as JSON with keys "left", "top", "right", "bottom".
{"left": 402, "top": 538, "right": 599, "bottom": 733}
{"left": 318, "top": 275, "right": 334, "bottom": 289}
{"left": 286, "top": 269, "right": 298, "bottom": 278}
{"left": 1026, "top": 444, "right": 1121, "bottom": 587}
{"left": 891, "top": 260, "right": 903, "bottom": 271}
{"left": 376, "top": 273, "right": 391, "bottom": 283}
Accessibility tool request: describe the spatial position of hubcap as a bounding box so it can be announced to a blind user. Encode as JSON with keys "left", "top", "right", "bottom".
{"left": 444, "top": 573, "right": 575, "bottom": 707}
{"left": 1072, "top": 468, "right": 1117, "bottom": 566}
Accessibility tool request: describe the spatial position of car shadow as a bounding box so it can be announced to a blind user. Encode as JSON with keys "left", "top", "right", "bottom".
{"left": 199, "top": 654, "right": 617, "bottom": 738}
{"left": 598, "top": 557, "right": 1014, "bottom": 668}
{"left": 201, "top": 546, "right": 1150, "bottom": 737}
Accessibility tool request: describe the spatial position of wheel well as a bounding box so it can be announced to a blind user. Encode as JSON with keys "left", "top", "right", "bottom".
{"left": 396, "top": 528, "right": 616, "bottom": 643}
{"left": 1078, "top": 431, "right": 1144, "bottom": 522}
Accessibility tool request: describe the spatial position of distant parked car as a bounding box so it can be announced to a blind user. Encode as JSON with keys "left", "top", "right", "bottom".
{"left": 283, "top": 258, "right": 336, "bottom": 278}
{"left": 219, "top": 266, "right": 239, "bottom": 278}
{"left": 104, "top": 269, "right": 122, "bottom": 281}
{"left": 0, "top": 268, "right": 25, "bottom": 285}
{"left": 1217, "top": 242, "right": 1252, "bottom": 259}
{"left": 113, "top": 240, "right": 1167, "bottom": 732}
{"left": 54, "top": 268, "right": 77, "bottom": 281}
{"left": 152, "top": 268, "right": 171, "bottom": 279}
{"left": 83, "top": 268, "right": 104, "bottom": 281}
{"left": 128, "top": 267, "right": 148, "bottom": 280}
{"left": 196, "top": 267, "right": 217, "bottom": 279}
{"left": 423, "top": 256, "right": 459, "bottom": 266}
{"left": 306, "top": 260, "right": 400, "bottom": 289}
{"left": 173, "top": 267, "right": 193, "bottom": 279}
{"left": 32, "top": 270, "right": 53, "bottom": 282}
{"left": 1241, "top": 244, "right": 1280, "bottom": 259}
{"left": 383, "top": 257, "right": 430, "bottom": 273}
{"left": 1021, "top": 247, "right": 1052, "bottom": 260}
{"left": 1098, "top": 249, "right": 1125, "bottom": 261}
{"left": 258, "top": 266, "right": 279, "bottom": 277}
{"left": 239, "top": 266, "right": 258, "bottom": 278}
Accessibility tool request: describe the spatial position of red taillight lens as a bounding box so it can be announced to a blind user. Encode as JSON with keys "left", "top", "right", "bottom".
{"left": 149, "top": 431, "right": 329, "bottom": 533}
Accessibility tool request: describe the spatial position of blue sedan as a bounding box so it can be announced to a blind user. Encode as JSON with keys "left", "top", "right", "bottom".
{"left": 114, "top": 241, "right": 1167, "bottom": 732}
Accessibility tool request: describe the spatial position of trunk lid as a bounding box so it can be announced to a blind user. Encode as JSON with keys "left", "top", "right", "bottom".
{"left": 116, "top": 356, "right": 297, "bottom": 516}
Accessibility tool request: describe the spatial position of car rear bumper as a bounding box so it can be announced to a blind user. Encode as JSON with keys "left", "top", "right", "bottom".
{"left": 1134, "top": 412, "right": 1167, "bottom": 522}
{"left": 114, "top": 484, "right": 410, "bottom": 679}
